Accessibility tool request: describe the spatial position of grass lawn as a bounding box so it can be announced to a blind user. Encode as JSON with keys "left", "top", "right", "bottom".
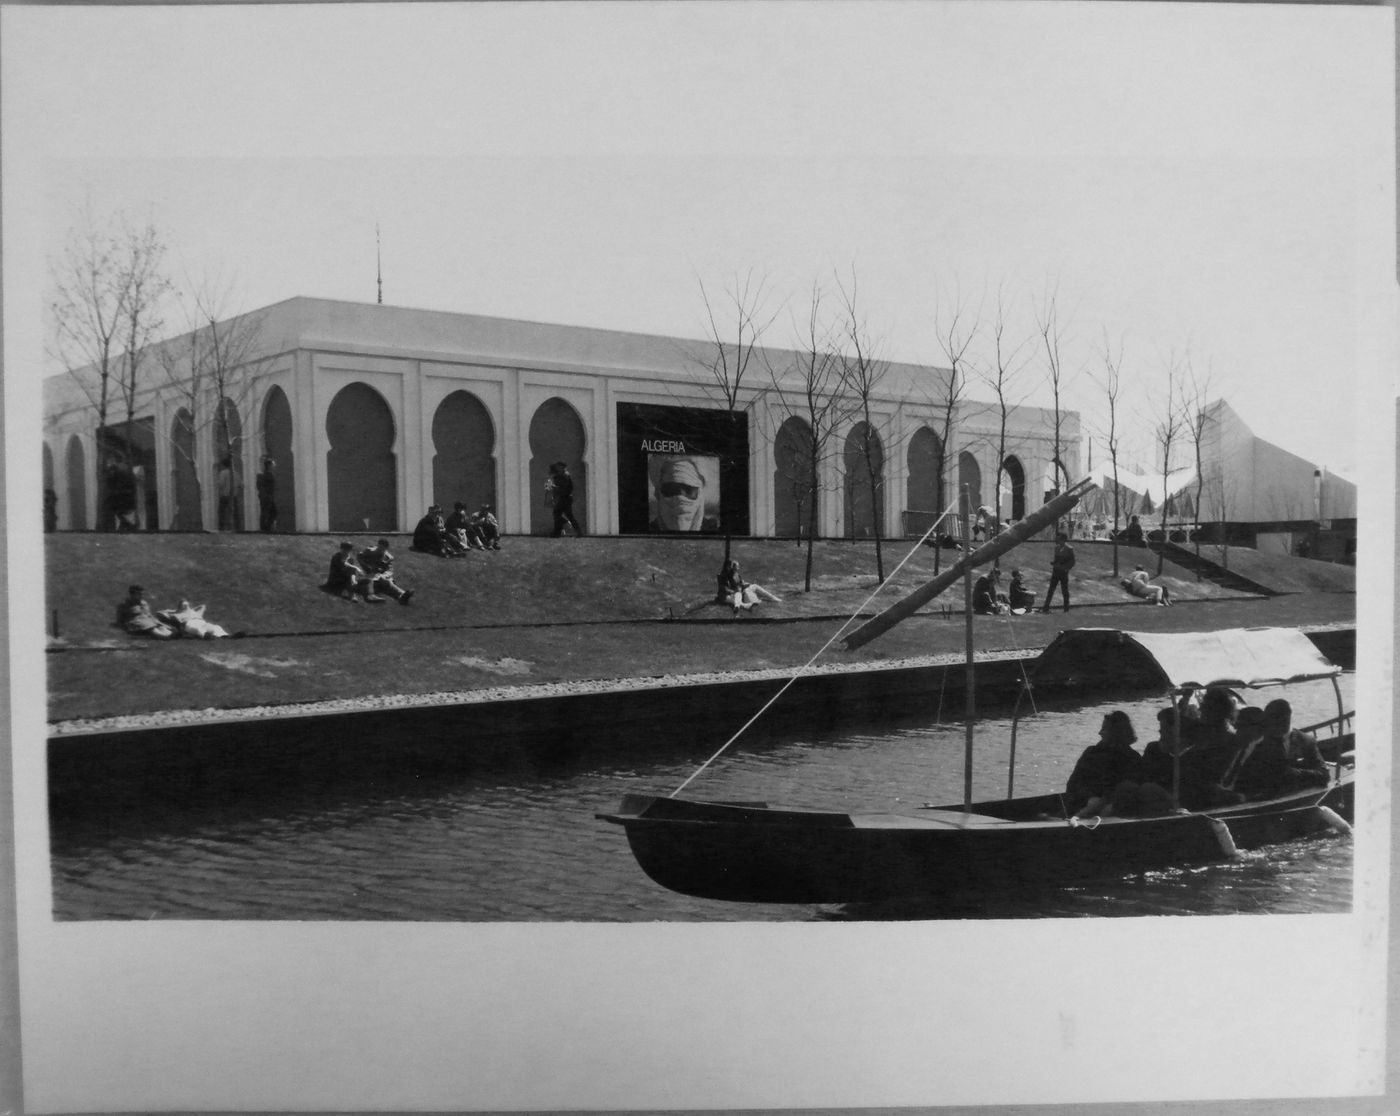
{"left": 44, "top": 531, "right": 1354, "bottom": 723}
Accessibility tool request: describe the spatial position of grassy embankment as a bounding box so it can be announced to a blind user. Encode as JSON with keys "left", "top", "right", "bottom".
{"left": 44, "top": 531, "right": 1354, "bottom": 723}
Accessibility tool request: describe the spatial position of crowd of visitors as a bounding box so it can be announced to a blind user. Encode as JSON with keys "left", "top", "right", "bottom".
{"left": 1062, "top": 689, "right": 1334, "bottom": 820}
{"left": 412, "top": 503, "right": 502, "bottom": 557}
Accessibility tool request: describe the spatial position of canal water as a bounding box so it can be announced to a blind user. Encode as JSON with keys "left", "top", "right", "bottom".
{"left": 50, "top": 676, "right": 1355, "bottom": 921}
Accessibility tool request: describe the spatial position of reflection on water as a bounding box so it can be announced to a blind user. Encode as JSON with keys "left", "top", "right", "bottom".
{"left": 50, "top": 678, "right": 1355, "bottom": 921}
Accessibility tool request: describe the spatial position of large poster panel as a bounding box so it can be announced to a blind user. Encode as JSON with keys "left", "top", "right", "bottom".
{"left": 616, "top": 402, "right": 749, "bottom": 535}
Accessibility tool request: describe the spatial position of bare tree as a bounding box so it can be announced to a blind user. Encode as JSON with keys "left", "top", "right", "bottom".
{"left": 157, "top": 272, "right": 272, "bottom": 528}
{"left": 695, "top": 271, "right": 780, "bottom": 563}
{"left": 927, "top": 288, "right": 979, "bottom": 573}
{"left": 836, "top": 270, "right": 896, "bottom": 583}
{"left": 1035, "top": 286, "right": 1074, "bottom": 522}
{"left": 767, "top": 281, "right": 850, "bottom": 591}
{"left": 1097, "top": 329, "right": 1127, "bottom": 577}
{"left": 48, "top": 208, "right": 171, "bottom": 528}
{"left": 1150, "top": 354, "right": 1186, "bottom": 576}
{"left": 979, "top": 286, "right": 1036, "bottom": 567}
{"left": 1182, "top": 358, "right": 1216, "bottom": 575}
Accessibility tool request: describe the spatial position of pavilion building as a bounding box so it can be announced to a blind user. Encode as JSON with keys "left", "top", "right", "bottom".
{"left": 42, "top": 296, "right": 1079, "bottom": 540}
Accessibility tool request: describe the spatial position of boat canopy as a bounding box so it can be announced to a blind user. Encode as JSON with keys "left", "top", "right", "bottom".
{"left": 1030, "top": 627, "right": 1341, "bottom": 691}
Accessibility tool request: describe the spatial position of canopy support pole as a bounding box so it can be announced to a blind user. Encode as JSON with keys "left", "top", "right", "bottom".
{"left": 961, "top": 486, "right": 975, "bottom": 812}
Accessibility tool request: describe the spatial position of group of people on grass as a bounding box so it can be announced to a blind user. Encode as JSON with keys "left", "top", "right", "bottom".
{"left": 323, "top": 538, "right": 416, "bottom": 605}
{"left": 411, "top": 502, "right": 503, "bottom": 557}
{"left": 1063, "top": 689, "right": 1332, "bottom": 820}
{"left": 115, "top": 585, "right": 237, "bottom": 640}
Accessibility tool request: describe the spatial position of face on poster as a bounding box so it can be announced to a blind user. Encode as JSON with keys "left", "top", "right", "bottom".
{"left": 647, "top": 453, "right": 720, "bottom": 532}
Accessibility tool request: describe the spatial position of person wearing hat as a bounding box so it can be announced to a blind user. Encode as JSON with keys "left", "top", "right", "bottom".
{"left": 549, "top": 461, "right": 582, "bottom": 537}
{"left": 115, "top": 584, "right": 174, "bottom": 638}
{"left": 1064, "top": 710, "right": 1142, "bottom": 818}
{"left": 650, "top": 456, "right": 715, "bottom": 533}
{"left": 470, "top": 503, "right": 501, "bottom": 550}
{"left": 358, "top": 538, "right": 414, "bottom": 604}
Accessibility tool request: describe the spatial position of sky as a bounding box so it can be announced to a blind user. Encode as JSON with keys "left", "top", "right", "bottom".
{"left": 5, "top": 3, "right": 1392, "bottom": 478}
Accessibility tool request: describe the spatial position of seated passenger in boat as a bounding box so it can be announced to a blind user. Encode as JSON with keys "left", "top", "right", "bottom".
{"left": 972, "top": 569, "right": 1010, "bottom": 615}
{"left": 1174, "top": 688, "right": 1246, "bottom": 809}
{"left": 1231, "top": 699, "right": 1331, "bottom": 798}
{"left": 1064, "top": 711, "right": 1142, "bottom": 818}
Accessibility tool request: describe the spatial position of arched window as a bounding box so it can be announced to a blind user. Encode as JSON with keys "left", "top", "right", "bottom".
{"left": 214, "top": 398, "right": 245, "bottom": 531}
{"left": 65, "top": 435, "right": 87, "bottom": 530}
{"left": 906, "top": 427, "right": 944, "bottom": 535}
{"left": 957, "top": 451, "right": 982, "bottom": 517}
{"left": 843, "top": 423, "right": 885, "bottom": 539}
{"left": 527, "top": 398, "right": 587, "bottom": 535}
{"left": 773, "top": 416, "right": 814, "bottom": 538}
{"left": 431, "top": 391, "right": 497, "bottom": 521}
{"left": 170, "top": 409, "right": 202, "bottom": 530}
{"left": 261, "top": 386, "right": 295, "bottom": 532}
{"left": 326, "top": 383, "right": 397, "bottom": 532}
{"left": 1001, "top": 455, "right": 1026, "bottom": 522}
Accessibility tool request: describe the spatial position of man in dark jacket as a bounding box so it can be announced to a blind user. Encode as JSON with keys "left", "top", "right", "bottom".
{"left": 1039, "top": 532, "right": 1076, "bottom": 613}
{"left": 549, "top": 461, "right": 582, "bottom": 537}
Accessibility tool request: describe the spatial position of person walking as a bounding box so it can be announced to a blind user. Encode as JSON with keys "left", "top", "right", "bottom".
{"left": 548, "top": 461, "right": 583, "bottom": 537}
{"left": 1040, "top": 531, "right": 1076, "bottom": 613}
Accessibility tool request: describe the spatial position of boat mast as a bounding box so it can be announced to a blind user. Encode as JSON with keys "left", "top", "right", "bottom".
{"left": 961, "top": 486, "right": 976, "bottom": 811}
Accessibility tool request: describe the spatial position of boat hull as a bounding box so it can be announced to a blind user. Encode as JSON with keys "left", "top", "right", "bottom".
{"left": 600, "top": 778, "right": 1354, "bottom": 905}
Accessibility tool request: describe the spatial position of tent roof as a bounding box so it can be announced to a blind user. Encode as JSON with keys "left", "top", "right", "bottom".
{"left": 1031, "top": 627, "right": 1340, "bottom": 691}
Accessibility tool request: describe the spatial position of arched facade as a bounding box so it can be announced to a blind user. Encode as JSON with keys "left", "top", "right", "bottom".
{"left": 170, "top": 409, "right": 202, "bottom": 530}
{"left": 262, "top": 386, "right": 295, "bottom": 532}
{"left": 65, "top": 435, "right": 87, "bottom": 530}
{"left": 528, "top": 397, "right": 587, "bottom": 536}
{"left": 772, "top": 416, "right": 814, "bottom": 538}
{"left": 431, "top": 390, "right": 497, "bottom": 517}
{"left": 326, "top": 382, "right": 398, "bottom": 533}
{"left": 40, "top": 298, "right": 1079, "bottom": 539}
{"left": 843, "top": 423, "right": 885, "bottom": 539}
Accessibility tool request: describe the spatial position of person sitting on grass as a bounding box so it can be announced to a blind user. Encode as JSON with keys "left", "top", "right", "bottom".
{"left": 323, "top": 541, "right": 383, "bottom": 603}
{"left": 412, "top": 505, "right": 459, "bottom": 557}
{"left": 470, "top": 504, "right": 501, "bottom": 550}
{"left": 717, "top": 558, "right": 781, "bottom": 617}
{"left": 115, "top": 584, "right": 174, "bottom": 639}
{"left": 1007, "top": 569, "right": 1036, "bottom": 613}
{"left": 157, "top": 599, "right": 235, "bottom": 639}
{"left": 972, "top": 568, "right": 1010, "bottom": 615}
{"left": 358, "top": 538, "right": 415, "bottom": 605}
{"left": 1122, "top": 565, "right": 1172, "bottom": 606}
{"left": 445, "top": 501, "right": 485, "bottom": 552}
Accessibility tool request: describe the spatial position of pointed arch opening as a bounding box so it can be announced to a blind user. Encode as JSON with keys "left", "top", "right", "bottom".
{"left": 431, "top": 390, "right": 498, "bottom": 521}
{"left": 171, "top": 408, "right": 202, "bottom": 530}
{"left": 261, "top": 386, "right": 295, "bottom": 532}
{"left": 843, "top": 423, "right": 885, "bottom": 539}
{"left": 773, "top": 416, "right": 814, "bottom": 538}
{"left": 326, "top": 383, "right": 397, "bottom": 532}
{"left": 528, "top": 398, "right": 587, "bottom": 536}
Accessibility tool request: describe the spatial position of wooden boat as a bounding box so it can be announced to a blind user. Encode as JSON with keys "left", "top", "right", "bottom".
{"left": 600, "top": 627, "right": 1354, "bottom": 905}
{"left": 599, "top": 483, "right": 1355, "bottom": 907}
